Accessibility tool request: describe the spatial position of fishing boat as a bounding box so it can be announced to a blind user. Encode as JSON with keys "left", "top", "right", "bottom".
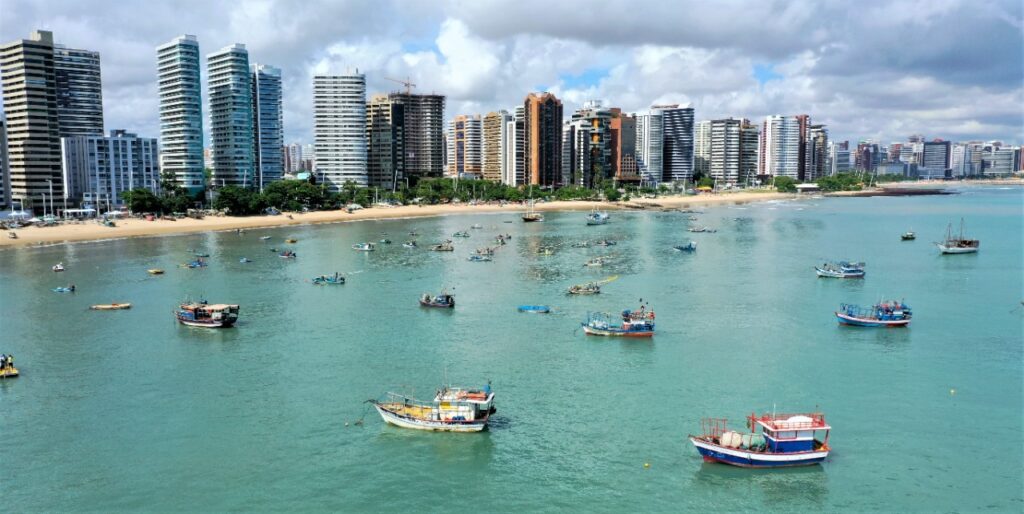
{"left": 52, "top": 285, "right": 76, "bottom": 293}
{"left": 312, "top": 273, "right": 345, "bottom": 285}
{"left": 815, "top": 261, "right": 865, "bottom": 279}
{"left": 453, "top": 231, "right": 470, "bottom": 238}
{"left": 182, "top": 258, "right": 207, "bottom": 268}
{"left": 467, "top": 254, "right": 492, "bottom": 262}
{"left": 518, "top": 305, "right": 550, "bottom": 313}
{"left": 90, "top": 303, "right": 131, "bottom": 310}
{"left": 403, "top": 241, "right": 418, "bottom": 248}
{"left": 471, "top": 224, "right": 483, "bottom": 229}
{"left": 674, "top": 241, "right": 697, "bottom": 252}
{"left": 688, "top": 412, "right": 832, "bottom": 468}
{"left": 239, "top": 257, "right": 252, "bottom": 263}
{"left": 379, "top": 238, "right": 392, "bottom": 244}
{"left": 52, "top": 262, "right": 65, "bottom": 272}
{"left": 259, "top": 235, "right": 271, "bottom": 240}
{"left": 581, "top": 307, "right": 655, "bottom": 337}
{"left": 369, "top": 384, "right": 495, "bottom": 432}
{"left": 408, "top": 231, "right": 419, "bottom": 236}
{"left": 586, "top": 209, "right": 610, "bottom": 225}
{"left": 474, "top": 247, "right": 495, "bottom": 256}
{"left": 431, "top": 241, "right": 454, "bottom": 252}
{"left": 835, "top": 300, "right": 912, "bottom": 327}
{"left": 935, "top": 219, "right": 979, "bottom": 254}
{"left": 537, "top": 246, "right": 555, "bottom": 255}
{"left": 901, "top": 231, "right": 916, "bottom": 241}
{"left": 279, "top": 250, "right": 297, "bottom": 259}
{"left": 352, "top": 242, "right": 375, "bottom": 252}
{"left": 594, "top": 240, "right": 616, "bottom": 247}
{"left": 147, "top": 268, "right": 165, "bottom": 275}
{"left": 285, "top": 238, "right": 298, "bottom": 244}
{"left": 584, "top": 257, "right": 606, "bottom": 267}
{"left": 568, "top": 283, "right": 601, "bottom": 295}
{"left": 175, "top": 301, "right": 240, "bottom": 328}
{"left": 0, "top": 361, "right": 18, "bottom": 379}
{"left": 571, "top": 241, "right": 590, "bottom": 248}
{"left": 688, "top": 226, "right": 717, "bottom": 233}
{"left": 419, "top": 291, "right": 455, "bottom": 308}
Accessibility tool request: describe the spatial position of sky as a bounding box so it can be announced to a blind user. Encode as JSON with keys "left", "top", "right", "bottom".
{"left": 2, "top": 0, "right": 1022, "bottom": 146}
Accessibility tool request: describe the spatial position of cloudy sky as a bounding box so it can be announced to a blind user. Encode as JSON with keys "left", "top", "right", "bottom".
{"left": 3, "top": 0, "right": 1022, "bottom": 146}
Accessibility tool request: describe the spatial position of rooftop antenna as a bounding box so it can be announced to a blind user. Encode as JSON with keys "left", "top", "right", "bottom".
{"left": 385, "top": 76, "right": 416, "bottom": 95}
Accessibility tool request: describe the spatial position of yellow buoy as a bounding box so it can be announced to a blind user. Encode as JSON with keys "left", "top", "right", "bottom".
{"left": 643, "top": 463, "right": 650, "bottom": 469}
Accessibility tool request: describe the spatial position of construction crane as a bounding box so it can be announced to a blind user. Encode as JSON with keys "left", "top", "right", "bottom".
{"left": 384, "top": 76, "right": 416, "bottom": 95}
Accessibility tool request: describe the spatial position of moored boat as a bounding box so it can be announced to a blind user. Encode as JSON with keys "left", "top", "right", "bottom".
{"left": 518, "top": 305, "right": 550, "bottom": 313}
{"left": 239, "top": 257, "right": 252, "bottom": 263}
{"left": 91, "top": 303, "right": 131, "bottom": 310}
{"left": 467, "top": 254, "right": 492, "bottom": 262}
{"left": 182, "top": 258, "right": 207, "bottom": 268}
{"left": 584, "top": 257, "right": 606, "bottom": 267}
{"left": 147, "top": 268, "right": 165, "bottom": 275}
{"left": 901, "top": 230, "right": 916, "bottom": 241}
{"left": 259, "top": 235, "right": 271, "bottom": 240}
{"left": 402, "top": 241, "right": 418, "bottom": 248}
{"left": 52, "top": 262, "right": 65, "bottom": 272}
{"left": 815, "top": 261, "right": 865, "bottom": 278}
{"left": 285, "top": 238, "right": 298, "bottom": 244}
{"left": 581, "top": 307, "right": 655, "bottom": 337}
{"left": 688, "top": 412, "right": 831, "bottom": 468}
{"left": 688, "top": 226, "right": 717, "bottom": 233}
{"left": 312, "top": 273, "right": 345, "bottom": 285}
{"left": 175, "top": 301, "right": 240, "bottom": 328}
{"left": 586, "top": 209, "right": 610, "bottom": 225}
{"left": 835, "top": 300, "right": 911, "bottom": 327}
{"left": 568, "top": 283, "right": 601, "bottom": 295}
{"left": 369, "top": 384, "right": 495, "bottom": 432}
{"left": 935, "top": 219, "right": 979, "bottom": 254}
{"left": 430, "top": 240, "right": 454, "bottom": 252}
{"left": 52, "top": 285, "right": 76, "bottom": 293}
{"left": 594, "top": 239, "right": 616, "bottom": 247}
{"left": 571, "top": 241, "right": 590, "bottom": 248}
{"left": 352, "top": 242, "right": 375, "bottom": 252}
{"left": 453, "top": 231, "right": 470, "bottom": 238}
{"left": 0, "top": 361, "right": 18, "bottom": 379}
{"left": 278, "top": 250, "right": 297, "bottom": 259}
{"left": 674, "top": 241, "right": 697, "bottom": 252}
{"left": 420, "top": 291, "right": 455, "bottom": 308}
{"left": 470, "top": 224, "right": 483, "bottom": 229}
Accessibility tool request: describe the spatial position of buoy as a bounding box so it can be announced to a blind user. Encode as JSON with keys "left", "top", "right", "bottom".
{"left": 643, "top": 463, "right": 650, "bottom": 469}
{"left": 344, "top": 422, "right": 349, "bottom": 427}
{"left": 950, "top": 388, "right": 956, "bottom": 395}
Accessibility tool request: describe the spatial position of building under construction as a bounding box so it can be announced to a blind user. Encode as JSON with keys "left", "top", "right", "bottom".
{"left": 387, "top": 92, "right": 445, "bottom": 183}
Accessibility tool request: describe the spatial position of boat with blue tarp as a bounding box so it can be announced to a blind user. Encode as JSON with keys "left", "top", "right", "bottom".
{"left": 815, "top": 261, "right": 865, "bottom": 278}
{"left": 312, "top": 273, "right": 345, "bottom": 285}
{"left": 586, "top": 209, "right": 610, "bottom": 225}
{"left": 581, "top": 305, "right": 655, "bottom": 337}
{"left": 835, "top": 300, "right": 911, "bottom": 327}
{"left": 689, "top": 412, "right": 832, "bottom": 468}
{"left": 420, "top": 291, "right": 455, "bottom": 308}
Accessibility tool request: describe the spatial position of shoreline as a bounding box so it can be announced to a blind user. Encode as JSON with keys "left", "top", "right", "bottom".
{"left": 1, "top": 191, "right": 795, "bottom": 249}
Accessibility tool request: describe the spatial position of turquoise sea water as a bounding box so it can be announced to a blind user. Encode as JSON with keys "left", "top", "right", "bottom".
{"left": 1, "top": 187, "right": 1021, "bottom": 511}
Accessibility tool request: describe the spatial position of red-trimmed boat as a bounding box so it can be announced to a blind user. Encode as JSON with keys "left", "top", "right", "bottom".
{"left": 836, "top": 300, "right": 911, "bottom": 327}
{"left": 581, "top": 306, "right": 655, "bottom": 337}
{"left": 689, "top": 412, "right": 832, "bottom": 468}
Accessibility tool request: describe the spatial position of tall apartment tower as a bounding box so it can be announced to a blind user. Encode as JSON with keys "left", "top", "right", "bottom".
{"left": 207, "top": 44, "right": 253, "bottom": 188}
{"left": 635, "top": 111, "right": 663, "bottom": 184}
{"left": 157, "top": 35, "right": 204, "bottom": 192}
{"left": 366, "top": 94, "right": 404, "bottom": 190}
{"left": 655, "top": 104, "right": 695, "bottom": 183}
{"left": 314, "top": 73, "right": 367, "bottom": 189}
{"left": 807, "top": 124, "right": 828, "bottom": 181}
{"left": 739, "top": 119, "right": 759, "bottom": 184}
{"left": 524, "top": 92, "right": 563, "bottom": 186}
{"left": 708, "top": 118, "right": 741, "bottom": 185}
{"left": 53, "top": 45, "right": 104, "bottom": 137}
{"left": 758, "top": 115, "right": 800, "bottom": 178}
{"left": 694, "top": 120, "right": 712, "bottom": 177}
{"left": 287, "top": 142, "right": 303, "bottom": 173}
{"left": 251, "top": 64, "right": 282, "bottom": 190}
{"left": 482, "top": 110, "right": 510, "bottom": 183}
{"left": 447, "top": 114, "right": 482, "bottom": 177}
{"left": 829, "top": 141, "right": 851, "bottom": 175}
{"left": 610, "top": 108, "right": 638, "bottom": 182}
{"left": 0, "top": 30, "right": 63, "bottom": 210}
{"left": 388, "top": 92, "right": 445, "bottom": 182}
{"left": 503, "top": 106, "right": 526, "bottom": 186}
{"left": 0, "top": 116, "right": 9, "bottom": 208}
{"left": 563, "top": 100, "right": 613, "bottom": 188}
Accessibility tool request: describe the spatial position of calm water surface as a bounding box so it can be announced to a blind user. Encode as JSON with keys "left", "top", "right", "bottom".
{"left": 1, "top": 187, "right": 1021, "bottom": 511}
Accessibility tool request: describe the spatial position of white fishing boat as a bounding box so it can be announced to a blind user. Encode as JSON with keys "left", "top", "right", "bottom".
{"left": 52, "top": 262, "right": 65, "bottom": 272}
{"left": 370, "top": 384, "right": 495, "bottom": 432}
{"left": 352, "top": 242, "right": 376, "bottom": 252}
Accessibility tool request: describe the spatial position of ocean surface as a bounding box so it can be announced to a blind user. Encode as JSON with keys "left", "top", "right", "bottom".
{"left": 1, "top": 187, "right": 1021, "bottom": 512}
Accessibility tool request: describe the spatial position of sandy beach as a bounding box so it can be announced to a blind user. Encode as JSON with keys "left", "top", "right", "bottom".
{"left": 0, "top": 191, "right": 795, "bottom": 249}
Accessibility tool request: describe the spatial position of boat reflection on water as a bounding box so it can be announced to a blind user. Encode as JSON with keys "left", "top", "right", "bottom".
{"left": 690, "top": 461, "right": 828, "bottom": 508}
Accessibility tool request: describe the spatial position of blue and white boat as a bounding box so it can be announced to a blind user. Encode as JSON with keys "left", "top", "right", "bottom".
{"left": 352, "top": 242, "right": 375, "bottom": 252}
{"left": 815, "top": 261, "right": 865, "bottom": 278}
{"left": 689, "top": 412, "right": 832, "bottom": 468}
{"left": 312, "top": 273, "right": 345, "bottom": 285}
{"left": 518, "top": 305, "right": 550, "bottom": 314}
{"left": 836, "top": 300, "right": 911, "bottom": 327}
{"left": 586, "top": 209, "right": 610, "bottom": 225}
{"left": 581, "top": 307, "right": 655, "bottom": 337}
{"left": 674, "top": 241, "right": 697, "bottom": 252}
{"left": 467, "top": 254, "right": 492, "bottom": 262}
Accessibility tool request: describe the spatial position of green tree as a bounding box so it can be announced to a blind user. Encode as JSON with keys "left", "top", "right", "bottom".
{"left": 774, "top": 176, "right": 797, "bottom": 193}
{"left": 121, "top": 188, "right": 162, "bottom": 213}
{"left": 213, "top": 185, "right": 263, "bottom": 215}
{"left": 697, "top": 176, "right": 715, "bottom": 188}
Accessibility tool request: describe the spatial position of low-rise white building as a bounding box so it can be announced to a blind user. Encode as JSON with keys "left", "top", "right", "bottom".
{"left": 61, "top": 130, "right": 160, "bottom": 207}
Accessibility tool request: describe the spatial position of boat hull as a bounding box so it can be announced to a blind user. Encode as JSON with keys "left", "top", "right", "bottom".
{"left": 373, "top": 404, "right": 487, "bottom": 432}
{"left": 419, "top": 300, "right": 454, "bottom": 308}
{"left": 176, "top": 317, "right": 236, "bottom": 328}
{"left": 835, "top": 312, "right": 909, "bottom": 327}
{"left": 815, "top": 267, "right": 865, "bottom": 278}
{"left": 689, "top": 437, "right": 827, "bottom": 468}
{"left": 582, "top": 325, "right": 654, "bottom": 337}
{"left": 937, "top": 244, "right": 978, "bottom": 254}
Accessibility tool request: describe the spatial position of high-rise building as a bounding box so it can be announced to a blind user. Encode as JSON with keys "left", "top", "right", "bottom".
{"left": 739, "top": 119, "right": 759, "bottom": 184}
{"left": 54, "top": 45, "right": 104, "bottom": 137}
{"left": 829, "top": 141, "right": 851, "bottom": 175}
{"left": 0, "top": 116, "right": 9, "bottom": 208}
{"left": 655, "top": 104, "right": 695, "bottom": 183}
{"left": 920, "top": 141, "right": 951, "bottom": 178}
{"left": 855, "top": 141, "right": 881, "bottom": 172}
{"left": 634, "top": 111, "right": 663, "bottom": 184}
{"left": 524, "top": 92, "right": 563, "bottom": 187}
{"left": 708, "top": 118, "right": 741, "bottom": 185}
{"left": 807, "top": 124, "right": 828, "bottom": 181}
{"left": 950, "top": 143, "right": 973, "bottom": 177}
{"left": 366, "top": 94, "right": 404, "bottom": 190}
{"left": 388, "top": 92, "right": 445, "bottom": 182}
{"left": 207, "top": 44, "right": 253, "bottom": 188}
{"left": 157, "top": 35, "right": 204, "bottom": 192}
{"left": 981, "top": 146, "right": 1014, "bottom": 176}
{"left": 482, "top": 110, "right": 510, "bottom": 183}
{"left": 287, "top": 142, "right": 303, "bottom": 172}
{"left": 251, "top": 63, "right": 282, "bottom": 190}
{"left": 694, "top": 120, "right": 711, "bottom": 177}
{"left": 758, "top": 115, "right": 800, "bottom": 178}
{"left": 563, "top": 101, "right": 613, "bottom": 188}
{"left": 313, "top": 73, "right": 367, "bottom": 189}
{"left": 795, "top": 114, "right": 812, "bottom": 181}
{"left": 0, "top": 30, "right": 63, "bottom": 211}
{"left": 610, "top": 108, "right": 638, "bottom": 183}
{"left": 502, "top": 107, "right": 525, "bottom": 186}
{"left": 61, "top": 129, "right": 159, "bottom": 208}
{"left": 447, "top": 114, "right": 482, "bottom": 178}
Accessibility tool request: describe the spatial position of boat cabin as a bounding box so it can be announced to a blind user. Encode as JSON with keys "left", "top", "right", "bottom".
{"left": 750, "top": 413, "right": 831, "bottom": 453}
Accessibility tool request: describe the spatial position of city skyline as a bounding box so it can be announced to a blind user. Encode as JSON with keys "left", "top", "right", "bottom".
{"left": 1, "top": 0, "right": 1020, "bottom": 148}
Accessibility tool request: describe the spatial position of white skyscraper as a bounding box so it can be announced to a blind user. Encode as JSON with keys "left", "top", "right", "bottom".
{"left": 654, "top": 104, "right": 695, "bottom": 183}
{"left": 207, "top": 43, "right": 253, "bottom": 188}
{"left": 694, "top": 120, "right": 712, "bottom": 176}
{"left": 287, "top": 142, "right": 303, "bottom": 173}
{"left": 251, "top": 63, "right": 283, "bottom": 190}
{"left": 313, "top": 73, "right": 367, "bottom": 189}
{"left": 634, "top": 111, "right": 663, "bottom": 184}
{"left": 156, "top": 34, "right": 204, "bottom": 192}
{"left": 759, "top": 115, "right": 800, "bottom": 178}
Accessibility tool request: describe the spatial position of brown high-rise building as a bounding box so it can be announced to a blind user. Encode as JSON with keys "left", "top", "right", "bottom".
{"left": 795, "top": 114, "right": 810, "bottom": 181}
{"left": 524, "top": 92, "right": 563, "bottom": 186}
{"left": 0, "top": 30, "right": 62, "bottom": 211}
{"left": 609, "top": 108, "right": 638, "bottom": 182}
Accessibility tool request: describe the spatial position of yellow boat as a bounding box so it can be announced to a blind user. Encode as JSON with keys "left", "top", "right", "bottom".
{"left": 0, "top": 367, "right": 18, "bottom": 378}
{"left": 91, "top": 303, "right": 132, "bottom": 310}
{"left": 285, "top": 238, "right": 298, "bottom": 243}
{"left": 147, "top": 268, "right": 164, "bottom": 275}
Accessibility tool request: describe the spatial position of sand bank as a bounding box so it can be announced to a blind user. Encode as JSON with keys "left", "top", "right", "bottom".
{"left": 1, "top": 191, "right": 795, "bottom": 249}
